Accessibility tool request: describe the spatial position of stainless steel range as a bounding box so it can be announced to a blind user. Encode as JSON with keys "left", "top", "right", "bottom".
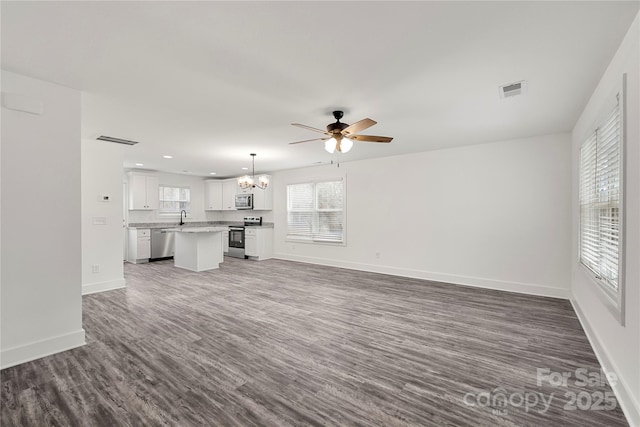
{"left": 244, "top": 216, "right": 262, "bottom": 227}
{"left": 228, "top": 226, "right": 245, "bottom": 259}
{"left": 227, "top": 216, "right": 262, "bottom": 259}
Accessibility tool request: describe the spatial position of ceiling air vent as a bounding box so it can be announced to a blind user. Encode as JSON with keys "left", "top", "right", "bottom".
{"left": 499, "top": 80, "right": 526, "bottom": 99}
{"left": 96, "top": 135, "right": 140, "bottom": 146}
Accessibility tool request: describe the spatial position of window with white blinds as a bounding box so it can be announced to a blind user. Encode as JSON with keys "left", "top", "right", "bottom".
{"left": 158, "top": 186, "right": 191, "bottom": 214}
{"left": 287, "top": 180, "right": 344, "bottom": 243}
{"left": 579, "top": 97, "right": 622, "bottom": 294}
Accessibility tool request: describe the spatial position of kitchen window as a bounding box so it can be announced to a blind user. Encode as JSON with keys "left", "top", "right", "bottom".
{"left": 158, "top": 185, "right": 191, "bottom": 214}
{"left": 578, "top": 87, "right": 624, "bottom": 322}
{"left": 287, "top": 179, "right": 344, "bottom": 243}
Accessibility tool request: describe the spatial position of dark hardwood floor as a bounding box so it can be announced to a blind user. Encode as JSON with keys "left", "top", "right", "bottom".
{"left": 1, "top": 258, "right": 628, "bottom": 426}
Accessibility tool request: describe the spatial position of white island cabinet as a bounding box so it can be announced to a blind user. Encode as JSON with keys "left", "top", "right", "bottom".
{"left": 222, "top": 229, "right": 229, "bottom": 254}
{"left": 166, "top": 227, "right": 227, "bottom": 272}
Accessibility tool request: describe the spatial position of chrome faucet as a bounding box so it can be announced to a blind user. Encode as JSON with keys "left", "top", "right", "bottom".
{"left": 180, "top": 210, "right": 186, "bottom": 226}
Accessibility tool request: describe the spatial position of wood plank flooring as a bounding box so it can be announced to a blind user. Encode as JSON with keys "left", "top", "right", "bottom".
{"left": 1, "top": 258, "right": 628, "bottom": 426}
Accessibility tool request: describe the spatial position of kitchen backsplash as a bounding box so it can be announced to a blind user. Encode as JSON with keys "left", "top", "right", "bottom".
{"left": 128, "top": 209, "right": 274, "bottom": 224}
{"left": 127, "top": 209, "right": 206, "bottom": 224}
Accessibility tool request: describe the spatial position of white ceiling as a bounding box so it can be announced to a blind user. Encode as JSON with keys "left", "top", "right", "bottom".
{"left": 2, "top": 1, "right": 638, "bottom": 177}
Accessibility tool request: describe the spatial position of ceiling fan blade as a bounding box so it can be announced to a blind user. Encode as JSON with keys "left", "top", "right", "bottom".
{"left": 289, "top": 137, "right": 330, "bottom": 145}
{"left": 342, "top": 118, "right": 376, "bottom": 135}
{"left": 348, "top": 134, "right": 393, "bottom": 143}
{"left": 291, "top": 123, "right": 330, "bottom": 134}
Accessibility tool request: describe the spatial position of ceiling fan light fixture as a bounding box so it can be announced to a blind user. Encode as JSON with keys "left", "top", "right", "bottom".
{"left": 340, "top": 138, "right": 353, "bottom": 153}
{"left": 291, "top": 110, "right": 392, "bottom": 154}
{"left": 324, "top": 139, "right": 337, "bottom": 154}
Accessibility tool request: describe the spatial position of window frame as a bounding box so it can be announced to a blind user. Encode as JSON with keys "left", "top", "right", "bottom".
{"left": 286, "top": 177, "right": 346, "bottom": 245}
{"left": 158, "top": 185, "right": 191, "bottom": 216}
{"left": 578, "top": 75, "right": 626, "bottom": 325}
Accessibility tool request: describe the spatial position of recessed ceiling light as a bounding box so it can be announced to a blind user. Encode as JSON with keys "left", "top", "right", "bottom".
{"left": 209, "top": 172, "right": 217, "bottom": 175}
{"left": 241, "top": 167, "right": 248, "bottom": 170}
{"left": 163, "top": 155, "right": 173, "bottom": 159}
{"left": 135, "top": 163, "right": 144, "bottom": 166}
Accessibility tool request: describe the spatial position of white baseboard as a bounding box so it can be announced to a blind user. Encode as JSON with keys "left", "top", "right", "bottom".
{"left": 1, "top": 329, "right": 86, "bottom": 370}
{"left": 571, "top": 299, "right": 639, "bottom": 427}
{"left": 274, "top": 253, "right": 570, "bottom": 299}
{"left": 82, "top": 278, "right": 125, "bottom": 295}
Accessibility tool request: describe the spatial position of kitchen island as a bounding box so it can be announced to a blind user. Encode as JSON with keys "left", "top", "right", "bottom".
{"left": 163, "top": 226, "right": 228, "bottom": 272}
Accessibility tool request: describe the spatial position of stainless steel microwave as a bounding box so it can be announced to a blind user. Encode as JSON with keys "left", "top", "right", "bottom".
{"left": 235, "top": 193, "right": 253, "bottom": 210}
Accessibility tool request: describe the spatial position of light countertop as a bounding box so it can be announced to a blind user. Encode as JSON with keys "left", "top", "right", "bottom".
{"left": 128, "top": 221, "right": 273, "bottom": 230}
{"left": 163, "top": 226, "right": 229, "bottom": 233}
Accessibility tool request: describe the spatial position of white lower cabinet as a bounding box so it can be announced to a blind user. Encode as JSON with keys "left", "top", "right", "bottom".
{"left": 127, "top": 228, "right": 151, "bottom": 263}
{"left": 245, "top": 231, "right": 257, "bottom": 256}
{"left": 244, "top": 227, "right": 273, "bottom": 260}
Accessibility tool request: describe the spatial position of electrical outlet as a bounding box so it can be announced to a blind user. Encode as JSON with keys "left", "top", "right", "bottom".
{"left": 91, "top": 264, "right": 100, "bottom": 274}
{"left": 375, "top": 252, "right": 380, "bottom": 259}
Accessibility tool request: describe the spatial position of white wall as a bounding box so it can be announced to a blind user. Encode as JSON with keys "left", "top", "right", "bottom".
{"left": 81, "top": 136, "right": 126, "bottom": 295}
{"left": 273, "top": 132, "right": 572, "bottom": 298}
{"left": 571, "top": 13, "right": 639, "bottom": 425}
{"left": 1, "top": 70, "right": 85, "bottom": 368}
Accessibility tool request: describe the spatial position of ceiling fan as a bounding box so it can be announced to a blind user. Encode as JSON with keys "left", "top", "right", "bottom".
{"left": 290, "top": 110, "right": 393, "bottom": 153}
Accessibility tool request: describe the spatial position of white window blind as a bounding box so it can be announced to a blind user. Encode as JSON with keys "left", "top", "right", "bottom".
{"left": 579, "top": 98, "right": 621, "bottom": 293}
{"left": 158, "top": 186, "right": 191, "bottom": 214}
{"left": 287, "top": 180, "right": 344, "bottom": 243}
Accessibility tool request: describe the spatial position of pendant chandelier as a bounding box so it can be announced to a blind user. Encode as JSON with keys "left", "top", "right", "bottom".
{"left": 238, "top": 153, "right": 269, "bottom": 190}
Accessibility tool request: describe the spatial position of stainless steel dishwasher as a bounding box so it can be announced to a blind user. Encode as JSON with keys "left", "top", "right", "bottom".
{"left": 150, "top": 229, "right": 175, "bottom": 260}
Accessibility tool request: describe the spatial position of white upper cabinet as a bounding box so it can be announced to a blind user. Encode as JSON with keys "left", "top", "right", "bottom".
{"left": 222, "top": 179, "right": 237, "bottom": 211}
{"left": 252, "top": 175, "right": 273, "bottom": 211}
{"left": 128, "top": 172, "right": 158, "bottom": 210}
{"left": 204, "top": 175, "right": 272, "bottom": 211}
{"left": 204, "top": 180, "right": 223, "bottom": 211}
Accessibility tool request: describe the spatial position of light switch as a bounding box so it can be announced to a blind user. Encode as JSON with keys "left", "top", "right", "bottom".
{"left": 92, "top": 217, "right": 107, "bottom": 225}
